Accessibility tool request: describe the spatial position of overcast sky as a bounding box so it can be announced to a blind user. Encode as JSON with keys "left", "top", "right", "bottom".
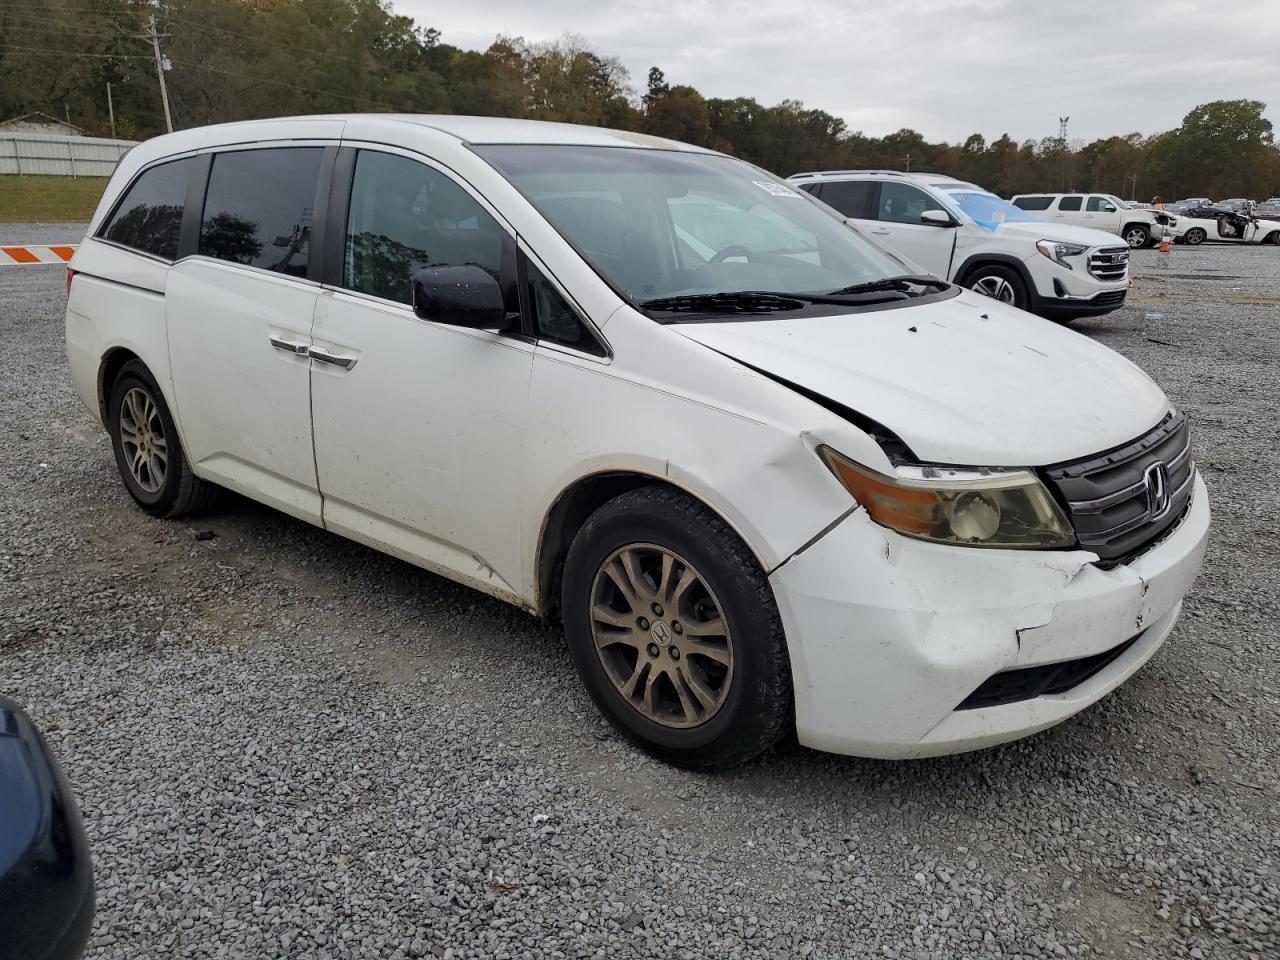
{"left": 396, "top": 0, "right": 1280, "bottom": 144}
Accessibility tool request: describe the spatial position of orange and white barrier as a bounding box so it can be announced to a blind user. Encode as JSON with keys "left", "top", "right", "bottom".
{"left": 0, "top": 244, "right": 77, "bottom": 265}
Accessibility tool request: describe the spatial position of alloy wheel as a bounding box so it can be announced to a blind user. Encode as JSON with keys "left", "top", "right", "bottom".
{"left": 971, "top": 275, "right": 1015, "bottom": 303}
{"left": 589, "top": 543, "right": 733, "bottom": 729}
{"left": 1125, "top": 228, "right": 1147, "bottom": 248}
{"left": 118, "top": 386, "right": 168, "bottom": 493}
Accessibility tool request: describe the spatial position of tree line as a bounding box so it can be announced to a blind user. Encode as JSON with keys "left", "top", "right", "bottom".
{"left": 3, "top": 0, "right": 1278, "bottom": 199}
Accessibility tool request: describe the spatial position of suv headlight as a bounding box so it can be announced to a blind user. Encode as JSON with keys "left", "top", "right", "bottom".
{"left": 819, "top": 447, "right": 1076, "bottom": 549}
{"left": 1036, "top": 239, "right": 1088, "bottom": 269}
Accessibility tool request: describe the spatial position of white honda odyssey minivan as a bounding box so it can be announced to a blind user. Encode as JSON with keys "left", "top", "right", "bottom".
{"left": 67, "top": 115, "right": 1209, "bottom": 768}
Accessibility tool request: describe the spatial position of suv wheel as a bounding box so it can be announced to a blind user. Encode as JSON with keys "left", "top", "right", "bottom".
{"left": 108, "top": 360, "right": 217, "bottom": 518}
{"left": 966, "top": 265, "right": 1028, "bottom": 310}
{"left": 1124, "top": 225, "right": 1150, "bottom": 248}
{"left": 561, "top": 487, "right": 792, "bottom": 770}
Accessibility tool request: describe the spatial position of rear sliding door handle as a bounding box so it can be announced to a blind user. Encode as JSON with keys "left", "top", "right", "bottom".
{"left": 309, "top": 346, "right": 358, "bottom": 371}
{"left": 269, "top": 336, "right": 310, "bottom": 356}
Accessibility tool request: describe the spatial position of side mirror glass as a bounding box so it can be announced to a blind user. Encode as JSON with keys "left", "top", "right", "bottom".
{"left": 920, "top": 209, "right": 956, "bottom": 228}
{"left": 411, "top": 266, "right": 506, "bottom": 328}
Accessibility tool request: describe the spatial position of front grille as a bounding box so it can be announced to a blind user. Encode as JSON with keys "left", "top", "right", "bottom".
{"left": 1088, "top": 246, "right": 1129, "bottom": 281}
{"left": 1042, "top": 412, "right": 1194, "bottom": 566}
{"left": 956, "top": 632, "right": 1142, "bottom": 710}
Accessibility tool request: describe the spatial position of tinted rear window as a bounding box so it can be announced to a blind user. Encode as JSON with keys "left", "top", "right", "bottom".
{"left": 1013, "top": 196, "right": 1052, "bottom": 211}
{"left": 199, "top": 147, "right": 324, "bottom": 277}
{"left": 1058, "top": 195, "right": 1083, "bottom": 211}
{"left": 100, "top": 157, "right": 195, "bottom": 259}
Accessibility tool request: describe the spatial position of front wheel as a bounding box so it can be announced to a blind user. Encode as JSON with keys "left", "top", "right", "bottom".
{"left": 561, "top": 487, "right": 792, "bottom": 770}
{"left": 1124, "top": 225, "right": 1151, "bottom": 248}
{"left": 966, "top": 265, "right": 1029, "bottom": 311}
{"left": 1183, "top": 227, "right": 1206, "bottom": 246}
{"left": 108, "top": 360, "right": 217, "bottom": 517}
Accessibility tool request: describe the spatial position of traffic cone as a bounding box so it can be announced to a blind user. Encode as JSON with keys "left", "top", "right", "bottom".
{"left": 1159, "top": 237, "right": 1170, "bottom": 253}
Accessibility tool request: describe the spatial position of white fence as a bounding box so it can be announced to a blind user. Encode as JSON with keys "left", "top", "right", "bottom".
{"left": 0, "top": 132, "right": 138, "bottom": 177}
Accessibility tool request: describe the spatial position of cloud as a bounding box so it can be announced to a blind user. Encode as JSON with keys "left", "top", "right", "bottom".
{"left": 396, "top": 0, "right": 1280, "bottom": 143}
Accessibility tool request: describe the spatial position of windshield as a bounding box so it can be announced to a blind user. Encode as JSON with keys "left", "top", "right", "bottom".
{"left": 945, "top": 190, "right": 1044, "bottom": 230}
{"left": 473, "top": 145, "right": 914, "bottom": 305}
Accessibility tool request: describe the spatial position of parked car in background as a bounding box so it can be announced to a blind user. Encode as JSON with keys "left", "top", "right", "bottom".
{"left": 1177, "top": 197, "right": 1211, "bottom": 208}
{"left": 1171, "top": 204, "right": 1280, "bottom": 245}
{"left": 0, "top": 696, "right": 94, "bottom": 960}
{"left": 789, "top": 171, "right": 1130, "bottom": 319}
{"left": 68, "top": 116, "right": 1209, "bottom": 768}
{"left": 1216, "top": 199, "right": 1255, "bottom": 213}
{"left": 1252, "top": 200, "right": 1280, "bottom": 221}
{"left": 1010, "top": 192, "right": 1173, "bottom": 248}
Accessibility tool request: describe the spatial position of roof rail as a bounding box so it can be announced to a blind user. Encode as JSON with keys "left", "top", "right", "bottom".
{"left": 787, "top": 169, "right": 911, "bottom": 180}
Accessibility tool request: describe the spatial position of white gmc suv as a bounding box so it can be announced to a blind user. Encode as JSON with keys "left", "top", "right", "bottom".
{"left": 789, "top": 171, "right": 1131, "bottom": 321}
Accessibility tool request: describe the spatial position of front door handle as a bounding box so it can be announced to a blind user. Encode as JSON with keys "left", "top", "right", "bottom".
{"left": 269, "top": 335, "right": 310, "bottom": 356}
{"left": 310, "top": 346, "right": 358, "bottom": 371}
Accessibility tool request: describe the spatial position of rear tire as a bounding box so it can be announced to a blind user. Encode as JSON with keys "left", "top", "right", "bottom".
{"left": 965, "top": 264, "right": 1029, "bottom": 311}
{"left": 561, "top": 487, "right": 792, "bottom": 770}
{"left": 108, "top": 360, "right": 217, "bottom": 518}
{"left": 1184, "top": 227, "right": 1206, "bottom": 246}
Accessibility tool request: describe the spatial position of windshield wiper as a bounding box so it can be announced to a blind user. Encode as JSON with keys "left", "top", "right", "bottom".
{"left": 639, "top": 291, "right": 807, "bottom": 313}
{"left": 827, "top": 275, "right": 951, "bottom": 297}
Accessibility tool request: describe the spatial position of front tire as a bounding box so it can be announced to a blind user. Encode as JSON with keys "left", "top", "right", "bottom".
{"left": 561, "top": 487, "right": 792, "bottom": 770}
{"left": 1184, "top": 227, "right": 1206, "bottom": 246}
{"left": 966, "top": 264, "right": 1029, "bottom": 311}
{"left": 108, "top": 360, "right": 217, "bottom": 518}
{"left": 1123, "top": 224, "right": 1150, "bottom": 248}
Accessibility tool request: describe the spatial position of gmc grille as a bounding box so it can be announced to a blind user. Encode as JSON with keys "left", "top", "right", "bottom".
{"left": 1042, "top": 412, "right": 1194, "bottom": 566}
{"left": 1088, "top": 246, "right": 1129, "bottom": 282}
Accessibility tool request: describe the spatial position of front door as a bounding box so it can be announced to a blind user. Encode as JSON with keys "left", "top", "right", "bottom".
{"left": 864, "top": 181, "right": 958, "bottom": 278}
{"left": 309, "top": 147, "right": 533, "bottom": 600}
{"left": 1082, "top": 195, "right": 1122, "bottom": 233}
{"left": 166, "top": 144, "right": 329, "bottom": 523}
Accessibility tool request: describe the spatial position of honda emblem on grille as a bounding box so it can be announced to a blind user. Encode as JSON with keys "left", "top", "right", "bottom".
{"left": 1143, "top": 462, "right": 1171, "bottom": 520}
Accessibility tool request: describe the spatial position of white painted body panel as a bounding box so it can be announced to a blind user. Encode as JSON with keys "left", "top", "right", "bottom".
{"left": 165, "top": 259, "right": 322, "bottom": 524}
{"left": 673, "top": 291, "right": 1167, "bottom": 466}
{"left": 772, "top": 473, "right": 1209, "bottom": 757}
{"left": 65, "top": 115, "right": 1211, "bottom": 760}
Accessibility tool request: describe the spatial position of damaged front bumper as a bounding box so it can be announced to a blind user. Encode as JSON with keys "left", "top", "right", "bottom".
{"left": 769, "top": 473, "right": 1210, "bottom": 759}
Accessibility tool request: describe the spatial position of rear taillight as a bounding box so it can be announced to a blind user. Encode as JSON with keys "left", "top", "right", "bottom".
{"left": 66, "top": 267, "right": 76, "bottom": 295}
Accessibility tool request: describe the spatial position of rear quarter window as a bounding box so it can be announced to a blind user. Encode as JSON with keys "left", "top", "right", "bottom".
{"left": 1012, "top": 196, "right": 1052, "bottom": 211}
{"left": 99, "top": 156, "right": 196, "bottom": 260}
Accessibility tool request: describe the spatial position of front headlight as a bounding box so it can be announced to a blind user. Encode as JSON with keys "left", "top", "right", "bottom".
{"left": 819, "top": 447, "right": 1076, "bottom": 549}
{"left": 1036, "top": 239, "right": 1088, "bottom": 269}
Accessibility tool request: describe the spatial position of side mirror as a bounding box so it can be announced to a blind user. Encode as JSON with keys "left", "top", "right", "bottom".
{"left": 411, "top": 265, "right": 506, "bottom": 329}
{"left": 0, "top": 696, "right": 94, "bottom": 960}
{"left": 920, "top": 209, "right": 957, "bottom": 228}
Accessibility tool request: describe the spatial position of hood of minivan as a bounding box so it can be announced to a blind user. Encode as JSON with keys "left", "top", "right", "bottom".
{"left": 992, "top": 219, "right": 1127, "bottom": 248}
{"left": 676, "top": 292, "right": 1168, "bottom": 467}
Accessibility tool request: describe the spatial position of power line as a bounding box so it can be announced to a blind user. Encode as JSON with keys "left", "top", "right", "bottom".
{"left": 2, "top": 46, "right": 152, "bottom": 59}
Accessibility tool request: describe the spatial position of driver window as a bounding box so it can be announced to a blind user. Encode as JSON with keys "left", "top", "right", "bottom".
{"left": 344, "top": 150, "right": 505, "bottom": 305}
{"left": 1086, "top": 196, "right": 1115, "bottom": 212}
{"left": 876, "top": 183, "right": 940, "bottom": 225}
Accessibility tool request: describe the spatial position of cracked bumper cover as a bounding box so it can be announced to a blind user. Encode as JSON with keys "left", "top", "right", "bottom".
{"left": 769, "top": 473, "right": 1210, "bottom": 759}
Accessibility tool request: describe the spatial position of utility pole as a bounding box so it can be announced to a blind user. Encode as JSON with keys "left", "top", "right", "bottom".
{"left": 145, "top": 14, "right": 173, "bottom": 133}
{"left": 904, "top": 152, "right": 912, "bottom": 172}
{"left": 1057, "top": 116, "right": 1070, "bottom": 191}
{"left": 106, "top": 82, "right": 117, "bottom": 139}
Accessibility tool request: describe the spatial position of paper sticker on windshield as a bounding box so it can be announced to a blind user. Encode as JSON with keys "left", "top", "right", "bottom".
{"left": 990, "top": 211, "right": 1006, "bottom": 223}
{"left": 753, "top": 180, "right": 802, "bottom": 198}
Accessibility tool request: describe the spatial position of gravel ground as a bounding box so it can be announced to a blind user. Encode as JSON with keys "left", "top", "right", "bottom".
{"left": 2, "top": 227, "right": 1277, "bottom": 960}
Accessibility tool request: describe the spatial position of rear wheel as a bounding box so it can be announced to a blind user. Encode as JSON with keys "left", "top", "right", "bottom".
{"left": 1183, "top": 227, "right": 1206, "bottom": 246}
{"left": 108, "top": 360, "right": 217, "bottom": 518}
{"left": 1123, "top": 224, "right": 1150, "bottom": 248}
{"left": 966, "top": 264, "right": 1029, "bottom": 311}
{"left": 561, "top": 487, "right": 792, "bottom": 770}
